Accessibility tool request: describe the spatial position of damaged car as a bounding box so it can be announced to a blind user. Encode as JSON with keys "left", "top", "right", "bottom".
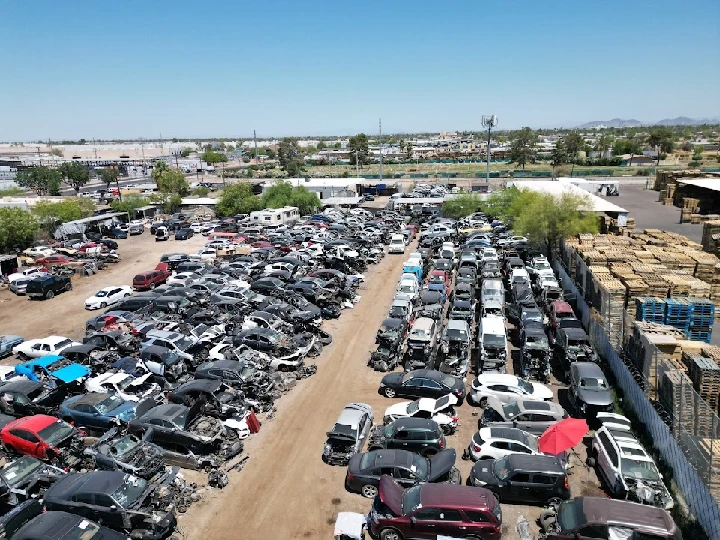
{"left": 322, "top": 403, "right": 374, "bottom": 466}
{"left": 437, "top": 319, "right": 472, "bottom": 377}
{"left": 0, "top": 456, "right": 66, "bottom": 507}
{"left": 168, "top": 379, "right": 246, "bottom": 419}
{"left": 86, "top": 427, "right": 166, "bottom": 480}
{"left": 520, "top": 322, "right": 552, "bottom": 382}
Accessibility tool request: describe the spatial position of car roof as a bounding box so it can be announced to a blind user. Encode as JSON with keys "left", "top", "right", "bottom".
{"left": 477, "top": 373, "right": 519, "bottom": 385}
{"left": 198, "top": 359, "right": 242, "bottom": 371}
{"left": 506, "top": 453, "right": 565, "bottom": 474}
{"left": 336, "top": 406, "right": 367, "bottom": 428}
{"left": 579, "top": 497, "right": 676, "bottom": 533}
{"left": 573, "top": 362, "right": 605, "bottom": 378}
{"left": 391, "top": 417, "right": 440, "bottom": 431}
{"left": 411, "top": 317, "right": 435, "bottom": 331}
{"left": 173, "top": 379, "right": 223, "bottom": 393}
{"left": 563, "top": 327, "right": 589, "bottom": 339}
{"left": 486, "top": 427, "right": 533, "bottom": 443}
{"left": 367, "top": 449, "right": 414, "bottom": 469}
{"left": 7, "top": 414, "right": 59, "bottom": 431}
{"left": 407, "top": 369, "right": 444, "bottom": 382}
{"left": 50, "top": 470, "right": 126, "bottom": 499}
{"left": 140, "top": 403, "right": 186, "bottom": 420}
{"left": 446, "top": 319, "right": 469, "bottom": 331}
{"left": 517, "top": 400, "right": 563, "bottom": 414}
{"left": 71, "top": 393, "right": 114, "bottom": 406}
{"left": 419, "top": 483, "right": 496, "bottom": 511}
{"left": 0, "top": 380, "right": 45, "bottom": 394}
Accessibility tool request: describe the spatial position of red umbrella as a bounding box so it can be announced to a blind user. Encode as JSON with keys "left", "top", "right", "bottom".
{"left": 538, "top": 418, "right": 589, "bottom": 455}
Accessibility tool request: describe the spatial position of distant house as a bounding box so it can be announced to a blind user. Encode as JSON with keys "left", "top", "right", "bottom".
{"left": 619, "top": 154, "right": 656, "bottom": 166}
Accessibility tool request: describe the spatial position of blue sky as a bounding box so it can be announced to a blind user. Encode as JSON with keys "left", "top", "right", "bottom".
{"left": 2, "top": 0, "right": 718, "bottom": 140}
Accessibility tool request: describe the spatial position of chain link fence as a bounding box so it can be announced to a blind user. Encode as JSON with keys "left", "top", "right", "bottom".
{"left": 552, "top": 258, "right": 720, "bottom": 540}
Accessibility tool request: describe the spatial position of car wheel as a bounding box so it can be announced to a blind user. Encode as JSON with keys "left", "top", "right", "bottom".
{"left": 383, "top": 387, "right": 396, "bottom": 398}
{"left": 380, "top": 528, "right": 403, "bottom": 540}
{"left": 479, "top": 397, "right": 488, "bottom": 409}
{"left": 46, "top": 290, "right": 54, "bottom": 299}
{"left": 65, "top": 283, "right": 72, "bottom": 292}
{"left": 15, "top": 352, "right": 27, "bottom": 361}
{"left": 361, "top": 484, "right": 378, "bottom": 498}
{"left": 124, "top": 293, "right": 131, "bottom": 297}
{"left": 546, "top": 496, "right": 563, "bottom": 507}
{"left": 101, "top": 302, "right": 107, "bottom": 308}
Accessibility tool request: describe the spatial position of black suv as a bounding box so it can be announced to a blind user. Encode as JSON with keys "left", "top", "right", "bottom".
{"left": 175, "top": 228, "right": 194, "bottom": 240}
{"left": 468, "top": 453, "right": 569, "bottom": 505}
{"left": 25, "top": 275, "right": 72, "bottom": 300}
{"left": 367, "top": 417, "right": 446, "bottom": 457}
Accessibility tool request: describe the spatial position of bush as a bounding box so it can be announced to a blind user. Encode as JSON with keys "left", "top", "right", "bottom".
{"left": 192, "top": 187, "right": 210, "bottom": 197}
{"left": 635, "top": 168, "right": 651, "bottom": 176}
{"left": 688, "top": 161, "right": 701, "bottom": 167}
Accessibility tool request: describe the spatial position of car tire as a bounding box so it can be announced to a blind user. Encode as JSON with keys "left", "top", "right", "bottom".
{"left": 380, "top": 528, "right": 403, "bottom": 540}
{"left": 101, "top": 302, "right": 107, "bottom": 308}
{"left": 546, "top": 497, "right": 563, "bottom": 507}
{"left": 46, "top": 290, "right": 54, "bottom": 300}
{"left": 15, "top": 352, "right": 27, "bottom": 361}
{"left": 361, "top": 484, "right": 378, "bottom": 498}
{"left": 383, "top": 387, "right": 396, "bottom": 398}
{"left": 65, "top": 283, "right": 72, "bottom": 292}
{"left": 586, "top": 457, "right": 596, "bottom": 467}
{"left": 479, "top": 397, "right": 488, "bottom": 409}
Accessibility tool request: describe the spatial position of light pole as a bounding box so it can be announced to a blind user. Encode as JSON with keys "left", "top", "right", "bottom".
{"left": 482, "top": 115, "right": 498, "bottom": 183}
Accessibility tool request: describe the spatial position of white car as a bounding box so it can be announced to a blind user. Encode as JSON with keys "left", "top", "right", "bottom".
{"left": 85, "top": 371, "right": 161, "bottom": 402}
{"left": 84, "top": 286, "right": 133, "bottom": 310}
{"left": 13, "top": 336, "right": 81, "bottom": 359}
{"left": 166, "top": 272, "right": 199, "bottom": 286}
{"left": 7, "top": 267, "right": 44, "bottom": 283}
{"left": 190, "top": 222, "right": 204, "bottom": 233}
{"left": 467, "top": 426, "right": 543, "bottom": 461}
{"left": 22, "top": 246, "right": 55, "bottom": 258}
{"left": 198, "top": 248, "right": 217, "bottom": 261}
{"left": 383, "top": 394, "right": 459, "bottom": 434}
{"left": 396, "top": 279, "right": 419, "bottom": 301}
{"left": 470, "top": 373, "right": 554, "bottom": 407}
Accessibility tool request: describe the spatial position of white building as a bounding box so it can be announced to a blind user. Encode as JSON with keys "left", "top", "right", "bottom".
{"left": 249, "top": 206, "right": 300, "bottom": 226}
{"left": 263, "top": 178, "right": 365, "bottom": 200}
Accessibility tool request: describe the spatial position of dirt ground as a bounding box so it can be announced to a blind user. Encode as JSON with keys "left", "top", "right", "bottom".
{"left": 0, "top": 233, "right": 606, "bottom": 540}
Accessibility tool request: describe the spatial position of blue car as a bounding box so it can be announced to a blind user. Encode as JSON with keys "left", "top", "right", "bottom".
{"left": 14, "top": 355, "right": 90, "bottom": 387}
{"left": 59, "top": 392, "right": 137, "bottom": 430}
{"left": 0, "top": 335, "right": 24, "bottom": 359}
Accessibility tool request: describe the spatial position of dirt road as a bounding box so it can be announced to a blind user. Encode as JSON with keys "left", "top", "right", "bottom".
{"left": 0, "top": 232, "right": 207, "bottom": 344}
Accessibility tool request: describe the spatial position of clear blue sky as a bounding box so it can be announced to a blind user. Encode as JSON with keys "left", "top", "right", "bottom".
{"left": 2, "top": 0, "right": 718, "bottom": 140}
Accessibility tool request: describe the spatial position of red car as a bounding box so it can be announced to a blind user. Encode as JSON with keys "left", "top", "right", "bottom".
{"left": 251, "top": 241, "right": 273, "bottom": 249}
{"left": 132, "top": 262, "right": 171, "bottom": 290}
{"left": 370, "top": 476, "right": 502, "bottom": 540}
{"left": 549, "top": 301, "right": 576, "bottom": 330}
{"left": 429, "top": 270, "right": 451, "bottom": 295}
{"left": 0, "top": 415, "right": 79, "bottom": 462}
{"left": 35, "top": 254, "right": 71, "bottom": 266}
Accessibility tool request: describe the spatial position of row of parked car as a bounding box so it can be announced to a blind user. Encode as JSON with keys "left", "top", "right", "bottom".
{"left": 0, "top": 207, "right": 408, "bottom": 539}
{"left": 328, "top": 210, "right": 679, "bottom": 540}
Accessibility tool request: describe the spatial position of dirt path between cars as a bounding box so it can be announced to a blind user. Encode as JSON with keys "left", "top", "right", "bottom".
{"left": 178, "top": 249, "right": 410, "bottom": 540}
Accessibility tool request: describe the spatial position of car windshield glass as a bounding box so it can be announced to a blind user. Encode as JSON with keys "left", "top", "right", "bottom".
{"left": 535, "top": 261, "right": 550, "bottom": 270}
{"left": 0, "top": 456, "right": 43, "bottom": 486}
{"left": 445, "top": 328, "right": 468, "bottom": 340}
{"left": 113, "top": 474, "right": 147, "bottom": 507}
{"left": 38, "top": 421, "right": 75, "bottom": 447}
{"left": 407, "top": 400, "right": 420, "bottom": 415}
{"left": 516, "top": 378, "right": 533, "bottom": 393}
{"left": 557, "top": 499, "right": 583, "bottom": 531}
{"left": 568, "top": 338, "right": 588, "bottom": 348}
{"left": 111, "top": 435, "right": 140, "bottom": 456}
{"left": 399, "top": 284, "right": 414, "bottom": 293}
{"left": 493, "top": 456, "right": 511, "bottom": 480}
{"left": 411, "top": 453, "right": 429, "bottom": 480}
{"left": 524, "top": 434, "right": 539, "bottom": 452}
{"left": 442, "top": 375, "right": 457, "bottom": 388}
{"left": 622, "top": 458, "right": 660, "bottom": 481}
{"left": 483, "top": 335, "right": 505, "bottom": 348}
{"left": 56, "top": 339, "right": 73, "bottom": 348}
{"left": 95, "top": 394, "right": 124, "bottom": 414}
{"left": 174, "top": 337, "right": 194, "bottom": 351}
{"left": 95, "top": 290, "right": 109, "bottom": 297}
{"left": 402, "top": 485, "right": 422, "bottom": 514}
{"left": 526, "top": 335, "right": 548, "bottom": 348}
{"left": 383, "top": 424, "right": 394, "bottom": 439}
{"left": 330, "top": 424, "right": 355, "bottom": 437}
{"left": 580, "top": 377, "right": 608, "bottom": 389}
{"left": 503, "top": 402, "right": 520, "bottom": 419}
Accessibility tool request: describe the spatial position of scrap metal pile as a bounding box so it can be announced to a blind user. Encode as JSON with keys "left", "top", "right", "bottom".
{"left": 0, "top": 207, "right": 404, "bottom": 539}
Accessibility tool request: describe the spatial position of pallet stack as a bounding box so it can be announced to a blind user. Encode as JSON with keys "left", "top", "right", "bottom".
{"left": 635, "top": 297, "right": 666, "bottom": 323}
{"left": 689, "top": 355, "right": 720, "bottom": 436}
{"left": 701, "top": 220, "right": 720, "bottom": 256}
{"left": 665, "top": 298, "right": 692, "bottom": 331}
{"left": 687, "top": 299, "right": 715, "bottom": 344}
{"left": 659, "top": 367, "right": 696, "bottom": 435}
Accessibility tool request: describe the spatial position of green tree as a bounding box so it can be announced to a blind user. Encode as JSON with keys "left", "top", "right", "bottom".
{"left": 563, "top": 132, "right": 585, "bottom": 162}
{"left": 98, "top": 168, "right": 119, "bottom": 190}
{"left": 594, "top": 134, "right": 614, "bottom": 157}
{"left": 180, "top": 147, "right": 192, "bottom": 157}
{"left": 442, "top": 193, "right": 483, "bottom": 218}
{"left": 266, "top": 148, "right": 276, "bottom": 160}
{"left": 333, "top": 142, "right": 342, "bottom": 149}
{"left": 149, "top": 193, "right": 183, "bottom": 213}
{"left": 348, "top": 133, "right": 370, "bottom": 167}
{"left": 110, "top": 194, "right": 149, "bottom": 217}
{"left": 15, "top": 166, "right": 62, "bottom": 195}
{"left": 405, "top": 142, "right": 413, "bottom": 159}
{"left": 288, "top": 185, "right": 321, "bottom": 215}
{"left": 481, "top": 186, "right": 522, "bottom": 220}
{"left": 511, "top": 190, "right": 599, "bottom": 249}
{"left": 509, "top": 127, "right": 538, "bottom": 170}
{"left": 317, "top": 140, "right": 327, "bottom": 150}
{"left": 0, "top": 208, "right": 39, "bottom": 252}
{"left": 613, "top": 136, "right": 642, "bottom": 164}
{"left": 277, "top": 138, "right": 305, "bottom": 177}
{"left": 50, "top": 148, "right": 64, "bottom": 157}
{"left": 155, "top": 168, "right": 189, "bottom": 196}
{"left": 192, "top": 186, "right": 210, "bottom": 197}
{"left": 216, "top": 182, "right": 262, "bottom": 217}
{"left": 551, "top": 140, "right": 568, "bottom": 177}
{"left": 59, "top": 162, "right": 90, "bottom": 192}
{"left": 261, "top": 180, "right": 321, "bottom": 215}
{"left": 647, "top": 127, "right": 674, "bottom": 155}
{"left": 151, "top": 161, "right": 169, "bottom": 182}
{"left": 32, "top": 198, "right": 95, "bottom": 231}
{"left": 201, "top": 150, "right": 228, "bottom": 165}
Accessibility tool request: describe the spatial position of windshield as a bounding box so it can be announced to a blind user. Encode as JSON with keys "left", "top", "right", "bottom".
{"left": 38, "top": 421, "right": 75, "bottom": 447}
{"left": 56, "top": 339, "right": 73, "bottom": 348}
{"left": 95, "top": 290, "right": 109, "bottom": 297}
{"left": 503, "top": 402, "right": 520, "bottom": 419}
{"left": 516, "top": 378, "right": 533, "bottom": 394}
{"left": 407, "top": 400, "right": 420, "bottom": 415}
{"left": 411, "top": 453, "right": 429, "bottom": 480}
{"left": 110, "top": 435, "right": 140, "bottom": 457}
{"left": 442, "top": 375, "right": 457, "bottom": 388}
{"left": 0, "top": 456, "right": 43, "bottom": 486}
{"left": 445, "top": 328, "right": 468, "bottom": 340}
{"left": 399, "top": 284, "right": 415, "bottom": 293}
{"left": 116, "top": 376, "right": 135, "bottom": 392}
{"left": 174, "top": 337, "right": 194, "bottom": 351}
{"left": 493, "top": 456, "right": 511, "bottom": 481}
{"left": 402, "top": 485, "right": 422, "bottom": 514}
{"left": 557, "top": 499, "right": 584, "bottom": 531}
{"left": 568, "top": 338, "right": 589, "bottom": 348}
{"left": 94, "top": 394, "right": 125, "bottom": 414}
{"left": 622, "top": 459, "right": 660, "bottom": 481}
{"left": 483, "top": 334, "right": 505, "bottom": 348}
{"left": 580, "top": 377, "right": 608, "bottom": 390}
{"left": 526, "top": 335, "right": 549, "bottom": 348}
{"left": 112, "top": 474, "right": 148, "bottom": 507}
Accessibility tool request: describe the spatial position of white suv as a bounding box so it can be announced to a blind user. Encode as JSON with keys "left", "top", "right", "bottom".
{"left": 470, "top": 373, "right": 554, "bottom": 407}
{"left": 590, "top": 424, "right": 673, "bottom": 509}
{"left": 465, "top": 427, "right": 542, "bottom": 461}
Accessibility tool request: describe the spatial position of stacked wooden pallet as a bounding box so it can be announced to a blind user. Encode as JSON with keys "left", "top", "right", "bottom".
{"left": 659, "top": 367, "right": 696, "bottom": 435}
{"left": 702, "top": 345, "right": 720, "bottom": 364}
{"left": 702, "top": 220, "right": 720, "bottom": 256}
{"left": 689, "top": 355, "right": 720, "bottom": 411}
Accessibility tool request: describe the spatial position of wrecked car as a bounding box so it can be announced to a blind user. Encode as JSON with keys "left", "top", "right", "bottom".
{"left": 520, "top": 322, "right": 551, "bottom": 382}
{"left": 322, "top": 403, "right": 374, "bottom": 466}
{"left": 86, "top": 427, "right": 166, "bottom": 479}
{"left": 0, "top": 380, "right": 66, "bottom": 418}
{"left": 438, "top": 319, "right": 472, "bottom": 377}
{"left": 168, "top": 379, "right": 246, "bottom": 419}
{"left": 0, "top": 415, "right": 88, "bottom": 469}
{"left": 0, "top": 456, "right": 66, "bottom": 507}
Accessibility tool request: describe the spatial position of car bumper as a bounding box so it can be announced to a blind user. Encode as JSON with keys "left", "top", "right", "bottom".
{"left": 85, "top": 303, "right": 100, "bottom": 310}
{"left": 27, "top": 292, "right": 45, "bottom": 298}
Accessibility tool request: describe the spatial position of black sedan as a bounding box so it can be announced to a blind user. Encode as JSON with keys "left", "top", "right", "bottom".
{"left": 0, "top": 380, "right": 65, "bottom": 418}
{"left": 168, "top": 379, "right": 245, "bottom": 418}
{"left": 106, "top": 228, "right": 127, "bottom": 239}
{"left": 345, "top": 448, "right": 460, "bottom": 498}
{"left": 175, "top": 228, "right": 194, "bottom": 240}
{"left": 12, "top": 509, "right": 128, "bottom": 540}
{"left": 378, "top": 369, "right": 466, "bottom": 402}
{"left": 98, "top": 239, "right": 118, "bottom": 250}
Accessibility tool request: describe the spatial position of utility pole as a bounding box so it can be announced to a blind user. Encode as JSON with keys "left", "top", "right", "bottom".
{"left": 481, "top": 115, "right": 498, "bottom": 183}
{"left": 379, "top": 118, "right": 383, "bottom": 182}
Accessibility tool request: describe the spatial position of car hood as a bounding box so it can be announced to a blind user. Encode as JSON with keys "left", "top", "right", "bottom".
{"left": 470, "top": 459, "right": 500, "bottom": 486}
{"left": 384, "top": 402, "right": 412, "bottom": 417}
{"left": 531, "top": 383, "right": 554, "bottom": 401}
{"left": 428, "top": 449, "right": 457, "bottom": 481}
{"left": 576, "top": 387, "right": 613, "bottom": 406}
{"left": 380, "top": 372, "right": 404, "bottom": 388}
{"left": 379, "top": 475, "right": 404, "bottom": 515}
{"left": 52, "top": 363, "right": 91, "bottom": 383}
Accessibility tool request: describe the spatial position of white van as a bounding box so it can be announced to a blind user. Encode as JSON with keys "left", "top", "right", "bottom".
{"left": 478, "top": 316, "right": 508, "bottom": 373}
{"left": 481, "top": 279, "right": 505, "bottom": 306}
{"left": 389, "top": 234, "right": 406, "bottom": 254}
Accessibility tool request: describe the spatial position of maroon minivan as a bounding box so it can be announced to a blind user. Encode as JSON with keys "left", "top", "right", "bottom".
{"left": 370, "top": 475, "right": 502, "bottom": 540}
{"left": 132, "top": 263, "right": 171, "bottom": 291}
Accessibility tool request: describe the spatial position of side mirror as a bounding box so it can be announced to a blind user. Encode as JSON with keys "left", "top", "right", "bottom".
{"left": 110, "top": 505, "right": 118, "bottom": 511}
{"left": 410, "top": 516, "right": 417, "bottom": 526}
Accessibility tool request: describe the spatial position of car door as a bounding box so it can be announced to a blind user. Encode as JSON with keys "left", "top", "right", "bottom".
{"left": 506, "top": 471, "right": 533, "bottom": 502}
{"left": 408, "top": 507, "right": 445, "bottom": 539}
{"left": 421, "top": 378, "right": 444, "bottom": 399}
{"left": 7, "top": 428, "right": 41, "bottom": 457}
{"left": 432, "top": 508, "right": 468, "bottom": 538}
{"left": 400, "top": 377, "right": 425, "bottom": 398}
{"left": 74, "top": 403, "right": 101, "bottom": 430}
{"left": 488, "top": 384, "right": 511, "bottom": 402}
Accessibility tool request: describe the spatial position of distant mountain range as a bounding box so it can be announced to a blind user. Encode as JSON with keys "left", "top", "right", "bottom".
{"left": 575, "top": 116, "right": 720, "bottom": 129}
